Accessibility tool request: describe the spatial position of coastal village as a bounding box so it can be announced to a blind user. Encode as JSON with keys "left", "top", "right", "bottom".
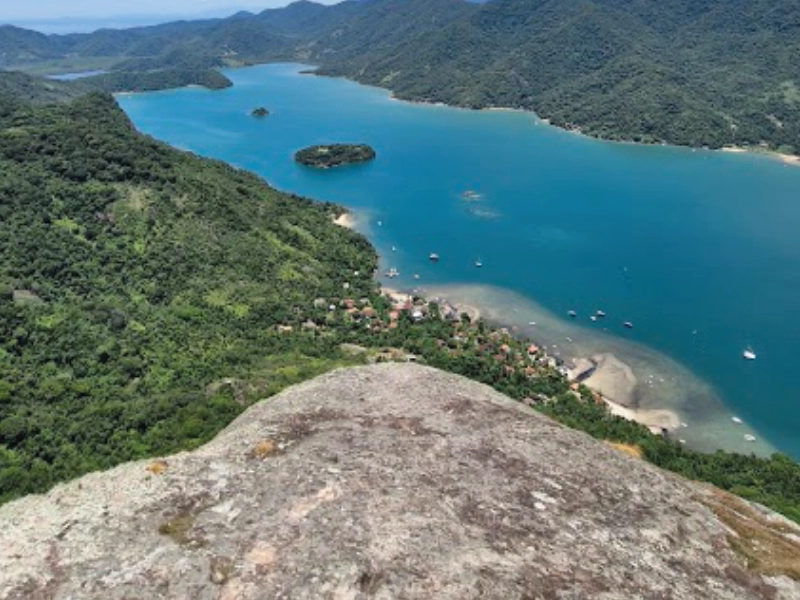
{"left": 273, "top": 283, "right": 680, "bottom": 437}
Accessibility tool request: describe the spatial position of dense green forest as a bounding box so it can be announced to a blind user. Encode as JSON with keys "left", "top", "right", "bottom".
{"left": 75, "top": 69, "right": 232, "bottom": 93}
{"left": 0, "top": 69, "right": 231, "bottom": 100}
{"left": 0, "top": 82, "right": 797, "bottom": 523}
{"left": 0, "top": 90, "right": 378, "bottom": 502}
{"left": 2, "top": 0, "right": 799, "bottom": 152}
{"left": 295, "top": 144, "right": 377, "bottom": 168}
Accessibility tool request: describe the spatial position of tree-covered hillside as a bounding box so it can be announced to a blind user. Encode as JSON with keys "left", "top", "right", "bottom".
{"left": 2, "top": 0, "right": 799, "bottom": 152}
{"left": 0, "top": 91, "right": 377, "bottom": 501}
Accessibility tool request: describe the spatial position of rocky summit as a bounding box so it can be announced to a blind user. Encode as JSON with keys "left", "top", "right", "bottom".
{"left": 0, "top": 364, "right": 798, "bottom": 600}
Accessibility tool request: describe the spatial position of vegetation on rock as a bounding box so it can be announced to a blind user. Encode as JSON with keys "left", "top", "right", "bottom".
{"left": 251, "top": 107, "right": 270, "bottom": 117}
{"left": 295, "top": 144, "right": 376, "bottom": 169}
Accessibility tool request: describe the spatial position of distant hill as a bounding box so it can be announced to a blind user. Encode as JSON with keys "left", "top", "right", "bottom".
{"left": 1, "top": 0, "right": 799, "bottom": 152}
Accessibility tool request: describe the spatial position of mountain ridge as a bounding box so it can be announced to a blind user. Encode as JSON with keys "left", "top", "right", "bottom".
{"left": 2, "top": 0, "right": 798, "bottom": 152}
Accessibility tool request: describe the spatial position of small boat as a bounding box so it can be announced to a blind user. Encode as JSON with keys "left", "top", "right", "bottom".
{"left": 529, "top": 321, "right": 536, "bottom": 326}
{"left": 429, "top": 253, "right": 440, "bottom": 262}
{"left": 744, "top": 434, "right": 756, "bottom": 442}
{"left": 377, "top": 221, "right": 383, "bottom": 226}
{"left": 623, "top": 321, "right": 634, "bottom": 329}
{"left": 590, "top": 316, "right": 597, "bottom": 322}
{"left": 391, "top": 246, "right": 396, "bottom": 252}
{"left": 596, "top": 310, "right": 606, "bottom": 318}
{"left": 475, "top": 259, "right": 483, "bottom": 268}
{"left": 568, "top": 310, "right": 577, "bottom": 318}
{"left": 732, "top": 417, "right": 743, "bottom": 424}
{"left": 743, "top": 349, "right": 756, "bottom": 360}
{"left": 413, "top": 274, "right": 420, "bottom": 280}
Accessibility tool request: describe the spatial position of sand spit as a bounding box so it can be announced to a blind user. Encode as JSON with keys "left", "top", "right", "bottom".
{"left": 333, "top": 211, "right": 356, "bottom": 229}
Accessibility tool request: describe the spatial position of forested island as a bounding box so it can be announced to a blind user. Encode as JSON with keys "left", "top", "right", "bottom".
{"left": 251, "top": 107, "right": 270, "bottom": 117}
{"left": 295, "top": 144, "right": 376, "bottom": 169}
{"left": 0, "top": 74, "right": 797, "bottom": 525}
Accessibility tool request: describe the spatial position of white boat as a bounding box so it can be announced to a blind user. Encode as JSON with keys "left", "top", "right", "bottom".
{"left": 732, "top": 417, "right": 743, "bottom": 424}
{"left": 429, "top": 253, "right": 440, "bottom": 262}
{"left": 743, "top": 349, "right": 756, "bottom": 360}
{"left": 475, "top": 259, "right": 483, "bottom": 268}
{"left": 596, "top": 310, "right": 606, "bottom": 318}
{"left": 590, "top": 316, "right": 597, "bottom": 322}
{"left": 568, "top": 310, "right": 577, "bottom": 318}
{"left": 744, "top": 434, "right": 756, "bottom": 442}
{"left": 623, "top": 321, "right": 634, "bottom": 329}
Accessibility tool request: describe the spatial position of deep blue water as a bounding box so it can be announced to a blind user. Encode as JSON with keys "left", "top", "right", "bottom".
{"left": 118, "top": 64, "right": 800, "bottom": 458}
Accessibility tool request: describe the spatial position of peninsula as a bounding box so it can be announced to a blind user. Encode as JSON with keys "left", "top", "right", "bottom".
{"left": 295, "top": 144, "right": 376, "bottom": 169}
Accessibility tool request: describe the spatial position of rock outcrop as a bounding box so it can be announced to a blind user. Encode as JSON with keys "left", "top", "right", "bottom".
{"left": 1, "top": 364, "right": 798, "bottom": 599}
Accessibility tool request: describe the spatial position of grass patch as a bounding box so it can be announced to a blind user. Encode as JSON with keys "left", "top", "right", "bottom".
{"left": 701, "top": 488, "right": 800, "bottom": 580}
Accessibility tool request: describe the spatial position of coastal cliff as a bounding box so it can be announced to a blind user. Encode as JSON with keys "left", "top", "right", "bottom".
{"left": 1, "top": 363, "right": 797, "bottom": 599}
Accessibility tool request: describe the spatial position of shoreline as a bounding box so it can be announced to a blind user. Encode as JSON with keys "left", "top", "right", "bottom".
{"left": 381, "top": 283, "right": 680, "bottom": 435}
{"left": 722, "top": 146, "right": 800, "bottom": 167}
{"left": 415, "top": 284, "right": 774, "bottom": 454}
{"left": 303, "top": 67, "right": 800, "bottom": 168}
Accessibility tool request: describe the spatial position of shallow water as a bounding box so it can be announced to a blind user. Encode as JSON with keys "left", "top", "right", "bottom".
{"left": 49, "top": 70, "right": 107, "bottom": 81}
{"left": 118, "top": 63, "right": 800, "bottom": 458}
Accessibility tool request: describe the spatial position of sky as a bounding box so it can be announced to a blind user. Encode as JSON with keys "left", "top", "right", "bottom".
{"left": 0, "top": 0, "right": 339, "bottom": 22}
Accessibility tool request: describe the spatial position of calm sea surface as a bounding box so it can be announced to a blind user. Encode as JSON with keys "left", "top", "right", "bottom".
{"left": 118, "top": 63, "right": 800, "bottom": 458}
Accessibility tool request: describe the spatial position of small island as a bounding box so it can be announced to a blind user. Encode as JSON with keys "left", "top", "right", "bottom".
{"left": 251, "top": 107, "right": 270, "bottom": 117}
{"left": 295, "top": 144, "right": 376, "bottom": 169}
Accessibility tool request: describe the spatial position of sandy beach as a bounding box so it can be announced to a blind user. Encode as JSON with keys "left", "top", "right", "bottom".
{"left": 579, "top": 353, "right": 637, "bottom": 406}
{"left": 333, "top": 212, "right": 356, "bottom": 229}
{"left": 603, "top": 397, "right": 681, "bottom": 433}
{"left": 570, "top": 352, "right": 681, "bottom": 433}
{"left": 722, "top": 146, "right": 800, "bottom": 167}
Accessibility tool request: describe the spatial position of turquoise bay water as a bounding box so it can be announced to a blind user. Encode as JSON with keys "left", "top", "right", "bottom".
{"left": 118, "top": 64, "right": 800, "bottom": 458}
